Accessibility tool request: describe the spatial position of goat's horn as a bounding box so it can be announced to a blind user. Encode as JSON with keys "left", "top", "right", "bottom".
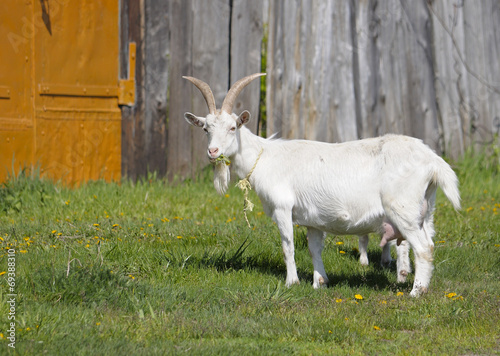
{"left": 221, "top": 73, "right": 266, "bottom": 114}
{"left": 182, "top": 76, "right": 217, "bottom": 115}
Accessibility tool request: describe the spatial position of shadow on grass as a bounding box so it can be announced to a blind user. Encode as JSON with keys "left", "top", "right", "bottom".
{"left": 168, "top": 237, "right": 412, "bottom": 292}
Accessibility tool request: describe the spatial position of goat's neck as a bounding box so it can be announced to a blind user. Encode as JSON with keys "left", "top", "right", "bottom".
{"left": 231, "top": 126, "right": 266, "bottom": 180}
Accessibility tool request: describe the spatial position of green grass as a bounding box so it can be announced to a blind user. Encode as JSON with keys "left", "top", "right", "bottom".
{"left": 0, "top": 152, "right": 498, "bottom": 355}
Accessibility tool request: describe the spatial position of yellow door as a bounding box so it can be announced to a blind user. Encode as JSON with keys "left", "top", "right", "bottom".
{"left": 0, "top": 0, "right": 129, "bottom": 185}
{"left": 0, "top": 1, "right": 34, "bottom": 181}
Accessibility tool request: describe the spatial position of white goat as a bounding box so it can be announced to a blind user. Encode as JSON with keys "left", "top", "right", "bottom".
{"left": 183, "top": 73, "right": 460, "bottom": 297}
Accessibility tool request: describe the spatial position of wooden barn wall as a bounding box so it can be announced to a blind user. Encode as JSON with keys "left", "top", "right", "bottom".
{"left": 266, "top": 0, "right": 500, "bottom": 159}
{"left": 121, "top": 0, "right": 264, "bottom": 180}
{"left": 122, "top": 0, "right": 499, "bottom": 180}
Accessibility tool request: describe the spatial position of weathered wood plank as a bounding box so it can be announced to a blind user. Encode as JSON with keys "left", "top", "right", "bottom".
{"left": 144, "top": 0, "right": 169, "bottom": 175}
{"left": 428, "top": 0, "right": 467, "bottom": 157}
{"left": 230, "top": 0, "right": 264, "bottom": 134}
{"left": 353, "top": 0, "right": 380, "bottom": 139}
{"left": 190, "top": 0, "right": 230, "bottom": 176}
{"left": 462, "top": 1, "right": 500, "bottom": 148}
{"left": 167, "top": 0, "right": 194, "bottom": 180}
{"left": 120, "top": 0, "right": 146, "bottom": 181}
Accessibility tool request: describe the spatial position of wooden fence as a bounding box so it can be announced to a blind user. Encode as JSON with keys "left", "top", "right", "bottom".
{"left": 123, "top": 0, "right": 500, "bottom": 180}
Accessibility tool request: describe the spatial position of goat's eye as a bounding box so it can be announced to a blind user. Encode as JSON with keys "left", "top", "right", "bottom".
{"left": 203, "top": 127, "right": 208, "bottom": 133}
{"left": 229, "top": 127, "right": 236, "bottom": 132}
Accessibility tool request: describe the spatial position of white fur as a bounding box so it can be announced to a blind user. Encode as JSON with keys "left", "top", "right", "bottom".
{"left": 185, "top": 111, "right": 460, "bottom": 297}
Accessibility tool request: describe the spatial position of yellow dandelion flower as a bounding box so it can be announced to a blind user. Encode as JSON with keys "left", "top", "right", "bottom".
{"left": 380, "top": 300, "right": 387, "bottom": 304}
{"left": 0, "top": 272, "right": 6, "bottom": 276}
{"left": 225, "top": 194, "right": 230, "bottom": 198}
{"left": 96, "top": 322, "right": 101, "bottom": 326}
{"left": 335, "top": 299, "right": 342, "bottom": 303}
{"left": 51, "top": 230, "right": 57, "bottom": 234}
{"left": 354, "top": 294, "right": 363, "bottom": 300}
{"left": 176, "top": 236, "right": 183, "bottom": 239}
{"left": 128, "top": 274, "right": 135, "bottom": 279}
{"left": 339, "top": 250, "right": 346, "bottom": 254}
{"left": 328, "top": 330, "right": 332, "bottom": 334}
{"left": 373, "top": 326, "right": 381, "bottom": 331}
{"left": 93, "top": 223, "right": 100, "bottom": 227}
{"left": 20, "top": 250, "right": 27, "bottom": 253}
{"left": 397, "top": 292, "right": 404, "bottom": 297}
{"left": 336, "top": 241, "right": 344, "bottom": 245}
{"left": 446, "top": 292, "right": 457, "bottom": 298}
{"left": 85, "top": 244, "right": 90, "bottom": 248}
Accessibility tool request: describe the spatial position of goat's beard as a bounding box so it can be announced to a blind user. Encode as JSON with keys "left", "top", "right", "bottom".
{"left": 213, "top": 162, "right": 230, "bottom": 195}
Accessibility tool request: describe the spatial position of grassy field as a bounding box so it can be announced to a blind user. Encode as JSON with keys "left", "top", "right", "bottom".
{"left": 0, "top": 150, "right": 498, "bottom": 355}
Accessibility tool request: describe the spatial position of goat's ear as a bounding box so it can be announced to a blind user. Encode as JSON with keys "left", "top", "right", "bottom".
{"left": 184, "top": 112, "right": 206, "bottom": 128}
{"left": 236, "top": 110, "right": 251, "bottom": 128}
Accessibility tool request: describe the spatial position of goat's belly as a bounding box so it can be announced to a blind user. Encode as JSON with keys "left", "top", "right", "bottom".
{"left": 291, "top": 203, "right": 384, "bottom": 236}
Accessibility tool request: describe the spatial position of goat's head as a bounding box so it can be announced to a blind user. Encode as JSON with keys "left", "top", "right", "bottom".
{"left": 183, "top": 73, "right": 265, "bottom": 162}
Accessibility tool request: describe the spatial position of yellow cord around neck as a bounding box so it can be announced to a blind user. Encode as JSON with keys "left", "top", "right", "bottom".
{"left": 236, "top": 148, "right": 264, "bottom": 228}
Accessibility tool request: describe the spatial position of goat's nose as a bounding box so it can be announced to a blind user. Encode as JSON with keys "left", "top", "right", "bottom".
{"left": 208, "top": 147, "right": 219, "bottom": 157}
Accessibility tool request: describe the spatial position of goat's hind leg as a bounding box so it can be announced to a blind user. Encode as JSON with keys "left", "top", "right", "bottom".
{"left": 358, "top": 235, "right": 369, "bottom": 266}
{"left": 380, "top": 241, "right": 392, "bottom": 267}
{"left": 383, "top": 199, "right": 434, "bottom": 296}
{"left": 390, "top": 218, "right": 433, "bottom": 296}
{"left": 308, "top": 228, "right": 329, "bottom": 288}
{"left": 396, "top": 240, "right": 411, "bottom": 283}
{"left": 359, "top": 234, "right": 394, "bottom": 269}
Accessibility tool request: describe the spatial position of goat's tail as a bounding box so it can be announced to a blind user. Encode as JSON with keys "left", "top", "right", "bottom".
{"left": 432, "top": 157, "right": 461, "bottom": 210}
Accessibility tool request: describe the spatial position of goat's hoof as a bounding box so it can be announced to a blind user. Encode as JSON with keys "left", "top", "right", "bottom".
{"left": 285, "top": 279, "right": 300, "bottom": 288}
{"left": 380, "top": 259, "right": 392, "bottom": 268}
{"left": 313, "top": 276, "right": 329, "bottom": 289}
{"left": 397, "top": 270, "right": 408, "bottom": 283}
{"left": 410, "top": 286, "right": 428, "bottom": 297}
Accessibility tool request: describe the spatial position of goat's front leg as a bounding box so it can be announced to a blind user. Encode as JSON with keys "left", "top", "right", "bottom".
{"left": 308, "top": 228, "right": 328, "bottom": 288}
{"left": 272, "top": 209, "right": 299, "bottom": 287}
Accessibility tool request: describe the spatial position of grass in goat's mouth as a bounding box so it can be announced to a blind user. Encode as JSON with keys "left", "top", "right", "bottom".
{"left": 212, "top": 155, "right": 231, "bottom": 166}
